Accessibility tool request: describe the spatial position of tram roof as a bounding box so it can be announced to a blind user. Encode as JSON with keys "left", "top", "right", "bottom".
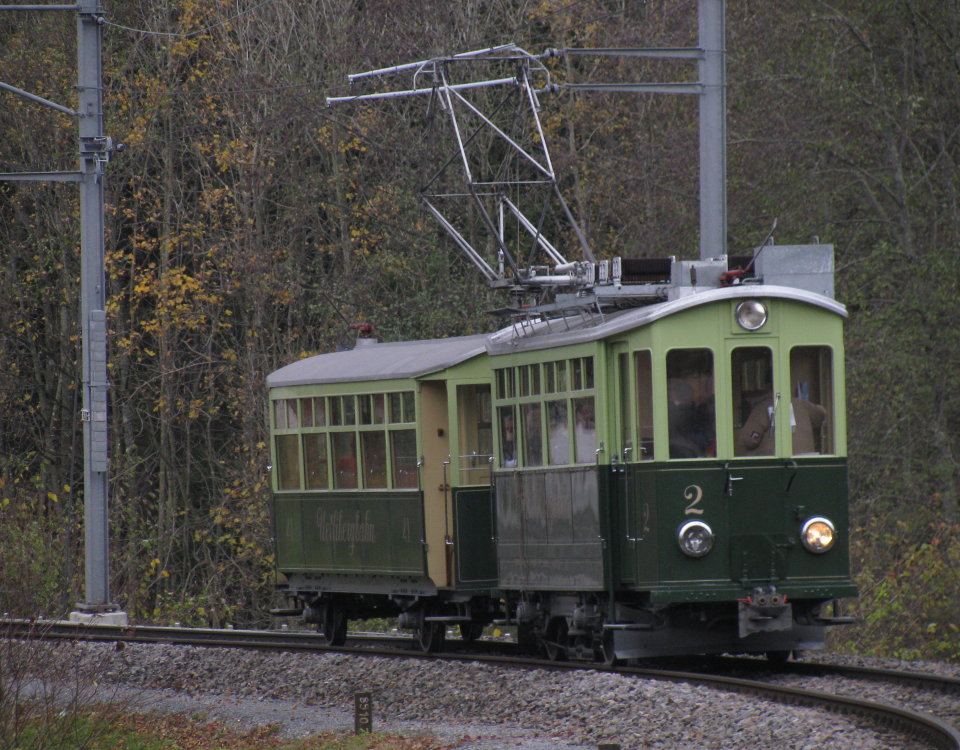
{"left": 267, "top": 333, "right": 490, "bottom": 387}
{"left": 267, "top": 286, "right": 845, "bottom": 387}
{"left": 485, "top": 285, "right": 847, "bottom": 355}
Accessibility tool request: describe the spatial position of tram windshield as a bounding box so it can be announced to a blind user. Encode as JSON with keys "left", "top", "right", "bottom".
{"left": 666, "top": 349, "right": 716, "bottom": 458}
{"left": 733, "top": 347, "right": 775, "bottom": 456}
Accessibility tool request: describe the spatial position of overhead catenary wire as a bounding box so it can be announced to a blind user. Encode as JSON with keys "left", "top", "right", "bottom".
{"left": 100, "top": 0, "right": 277, "bottom": 38}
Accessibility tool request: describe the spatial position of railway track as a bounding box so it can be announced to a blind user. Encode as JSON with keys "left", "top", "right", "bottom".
{"left": 6, "top": 618, "right": 960, "bottom": 749}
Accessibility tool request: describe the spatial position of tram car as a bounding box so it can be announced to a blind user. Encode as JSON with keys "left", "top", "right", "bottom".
{"left": 267, "top": 245, "right": 856, "bottom": 661}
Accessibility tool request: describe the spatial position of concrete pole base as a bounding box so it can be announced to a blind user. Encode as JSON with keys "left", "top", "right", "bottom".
{"left": 68, "top": 610, "right": 129, "bottom": 627}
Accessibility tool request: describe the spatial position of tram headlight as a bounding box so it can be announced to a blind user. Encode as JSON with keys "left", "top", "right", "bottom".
{"left": 677, "top": 521, "right": 715, "bottom": 558}
{"left": 801, "top": 516, "right": 836, "bottom": 553}
{"left": 735, "top": 300, "right": 768, "bottom": 331}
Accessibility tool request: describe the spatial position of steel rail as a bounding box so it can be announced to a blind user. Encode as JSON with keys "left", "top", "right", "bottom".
{"left": 611, "top": 663, "right": 960, "bottom": 750}
{"left": 5, "top": 619, "right": 959, "bottom": 749}
{"left": 698, "top": 654, "right": 960, "bottom": 694}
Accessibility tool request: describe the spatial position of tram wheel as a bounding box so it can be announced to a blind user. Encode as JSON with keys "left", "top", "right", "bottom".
{"left": 600, "top": 628, "right": 621, "bottom": 666}
{"left": 416, "top": 619, "right": 446, "bottom": 653}
{"left": 544, "top": 617, "right": 569, "bottom": 662}
{"left": 318, "top": 600, "right": 347, "bottom": 646}
{"left": 516, "top": 622, "right": 538, "bottom": 654}
{"left": 459, "top": 622, "right": 484, "bottom": 643}
{"left": 765, "top": 650, "right": 791, "bottom": 668}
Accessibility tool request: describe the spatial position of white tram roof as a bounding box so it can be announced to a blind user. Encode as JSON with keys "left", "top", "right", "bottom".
{"left": 267, "top": 286, "right": 846, "bottom": 388}
{"left": 267, "top": 333, "right": 490, "bottom": 387}
{"left": 485, "top": 285, "right": 847, "bottom": 355}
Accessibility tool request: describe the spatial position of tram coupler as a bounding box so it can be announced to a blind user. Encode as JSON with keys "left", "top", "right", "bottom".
{"left": 738, "top": 586, "right": 792, "bottom": 637}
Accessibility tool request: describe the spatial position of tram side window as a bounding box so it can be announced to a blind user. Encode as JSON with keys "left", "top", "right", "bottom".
{"left": 573, "top": 397, "right": 596, "bottom": 463}
{"left": 635, "top": 351, "right": 654, "bottom": 460}
{"left": 733, "top": 347, "right": 775, "bottom": 457}
{"left": 547, "top": 399, "right": 570, "bottom": 465}
{"left": 275, "top": 399, "right": 298, "bottom": 430}
{"left": 275, "top": 434, "right": 300, "bottom": 490}
{"left": 666, "top": 349, "right": 716, "bottom": 458}
{"left": 302, "top": 397, "right": 325, "bottom": 428}
{"left": 391, "top": 429, "right": 419, "bottom": 488}
{"left": 790, "top": 346, "right": 834, "bottom": 455}
{"left": 359, "top": 394, "right": 386, "bottom": 425}
{"left": 303, "top": 433, "right": 328, "bottom": 489}
{"left": 521, "top": 402, "right": 543, "bottom": 467}
{"left": 457, "top": 384, "right": 493, "bottom": 485}
{"left": 361, "top": 431, "right": 388, "bottom": 488}
{"left": 498, "top": 406, "right": 518, "bottom": 468}
{"left": 332, "top": 432, "right": 358, "bottom": 489}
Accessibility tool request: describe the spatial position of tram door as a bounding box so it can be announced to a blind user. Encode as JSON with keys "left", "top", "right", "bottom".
{"left": 419, "top": 381, "right": 451, "bottom": 587}
{"left": 452, "top": 384, "right": 497, "bottom": 587}
{"left": 613, "top": 346, "right": 658, "bottom": 586}
{"left": 727, "top": 345, "right": 789, "bottom": 582}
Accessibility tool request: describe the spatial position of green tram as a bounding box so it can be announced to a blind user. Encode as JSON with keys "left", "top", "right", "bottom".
{"left": 267, "top": 248, "right": 856, "bottom": 661}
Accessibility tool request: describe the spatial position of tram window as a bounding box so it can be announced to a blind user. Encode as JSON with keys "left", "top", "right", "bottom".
{"left": 496, "top": 368, "right": 516, "bottom": 400}
{"left": 585, "top": 358, "right": 594, "bottom": 389}
{"left": 391, "top": 429, "right": 418, "bottom": 488}
{"left": 275, "top": 434, "right": 300, "bottom": 490}
{"left": 342, "top": 395, "right": 356, "bottom": 425}
{"left": 359, "top": 394, "right": 386, "bottom": 425}
{"left": 275, "top": 399, "right": 298, "bottom": 430}
{"left": 359, "top": 395, "right": 372, "bottom": 425}
{"left": 361, "top": 431, "right": 388, "bottom": 488}
{"left": 544, "top": 362, "right": 555, "bottom": 393}
{"left": 545, "top": 400, "right": 569, "bottom": 465}
{"left": 733, "top": 347, "right": 775, "bottom": 457}
{"left": 572, "top": 359, "right": 584, "bottom": 390}
{"left": 302, "top": 397, "right": 325, "bottom": 428}
{"left": 666, "top": 349, "right": 716, "bottom": 459}
{"left": 617, "top": 354, "right": 632, "bottom": 460}
{"left": 635, "top": 351, "right": 654, "bottom": 460}
{"left": 388, "top": 391, "right": 415, "bottom": 423}
{"left": 498, "top": 406, "right": 518, "bottom": 468}
{"left": 529, "top": 365, "right": 541, "bottom": 395}
{"left": 457, "top": 384, "right": 492, "bottom": 485}
{"left": 330, "top": 397, "right": 342, "bottom": 426}
{"left": 303, "top": 433, "right": 328, "bottom": 489}
{"left": 573, "top": 397, "right": 597, "bottom": 463}
{"left": 401, "top": 391, "right": 415, "bottom": 422}
{"left": 522, "top": 402, "right": 543, "bottom": 467}
{"left": 555, "top": 361, "right": 567, "bottom": 392}
{"left": 790, "top": 346, "right": 834, "bottom": 455}
{"left": 389, "top": 392, "right": 402, "bottom": 422}
{"left": 332, "top": 432, "right": 358, "bottom": 489}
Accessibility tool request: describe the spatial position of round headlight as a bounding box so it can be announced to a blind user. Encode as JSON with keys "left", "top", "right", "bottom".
{"left": 735, "top": 300, "right": 768, "bottom": 331}
{"left": 678, "top": 520, "right": 715, "bottom": 558}
{"left": 801, "top": 516, "right": 835, "bottom": 553}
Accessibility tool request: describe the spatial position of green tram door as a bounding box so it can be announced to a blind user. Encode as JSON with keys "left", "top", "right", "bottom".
{"left": 451, "top": 383, "right": 498, "bottom": 588}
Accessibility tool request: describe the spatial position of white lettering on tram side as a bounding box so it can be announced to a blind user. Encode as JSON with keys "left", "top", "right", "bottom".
{"left": 315, "top": 509, "right": 377, "bottom": 553}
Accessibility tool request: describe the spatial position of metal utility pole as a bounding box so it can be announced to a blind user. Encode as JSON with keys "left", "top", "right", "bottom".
{"left": 564, "top": 0, "right": 726, "bottom": 261}
{"left": 0, "top": 2, "right": 125, "bottom": 623}
{"left": 698, "top": 0, "right": 726, "bottom": 260}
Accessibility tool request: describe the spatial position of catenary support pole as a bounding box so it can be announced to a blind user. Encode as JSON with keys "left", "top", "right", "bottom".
{"left": 0, "top": 2, "right": 124, "bottom": 623}
{"left": 698, "top": 0, "right": 726, "bottom": 260}
{"left": 75, "top": 1, "right": 116, "bottom": 617}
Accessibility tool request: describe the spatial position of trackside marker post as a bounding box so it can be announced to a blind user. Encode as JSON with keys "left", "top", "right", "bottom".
{"left": 354, "top": 692, "right": 373, "bottom": 733}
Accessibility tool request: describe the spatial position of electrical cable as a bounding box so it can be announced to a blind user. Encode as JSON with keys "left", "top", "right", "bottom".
{"left": 101, "top": 0, "right": 277, "bottom": 39}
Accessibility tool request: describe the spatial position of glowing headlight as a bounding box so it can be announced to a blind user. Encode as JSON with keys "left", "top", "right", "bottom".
{"left": 801, "top": 516, "right": 835, "bottom": 553}
{"left": 735, "top": 300, "right": 768, "bottom": 331}
{"left": 678, "top": 521, "right": 715, "bottom": 558}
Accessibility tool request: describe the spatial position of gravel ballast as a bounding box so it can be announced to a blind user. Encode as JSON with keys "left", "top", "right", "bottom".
{"left": 26, "top": 640, "right": 954, "bottom": 749}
